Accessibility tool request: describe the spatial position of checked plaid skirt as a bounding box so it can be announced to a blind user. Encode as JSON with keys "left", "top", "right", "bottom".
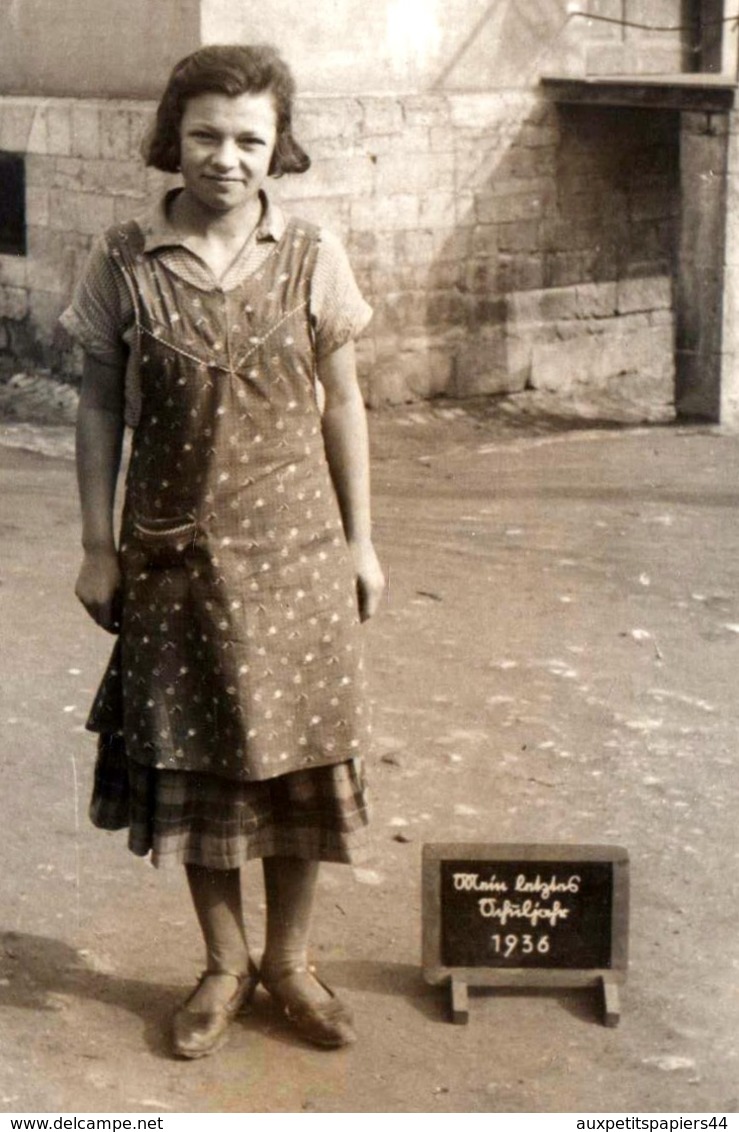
{"left": 90, "top": 734, "right": 370, "bottom": 869}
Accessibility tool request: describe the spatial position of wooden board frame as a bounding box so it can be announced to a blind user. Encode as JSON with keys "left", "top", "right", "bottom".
{"left": 422, "top": 842, "right": 629, "bottom": 1026}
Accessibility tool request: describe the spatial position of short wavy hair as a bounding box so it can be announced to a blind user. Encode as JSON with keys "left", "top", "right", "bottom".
{"left": 144, "top": 44, "right": 310, "bottom": 178}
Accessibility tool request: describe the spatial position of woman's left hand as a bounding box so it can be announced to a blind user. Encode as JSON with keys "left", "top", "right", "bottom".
{"left": 349, "top": 538, "right": 385, "bottom": 622}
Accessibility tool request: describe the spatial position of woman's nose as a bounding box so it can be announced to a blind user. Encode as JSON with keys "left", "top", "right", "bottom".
{"left": 211, "top": 139, "right": 239, "bottom": 169}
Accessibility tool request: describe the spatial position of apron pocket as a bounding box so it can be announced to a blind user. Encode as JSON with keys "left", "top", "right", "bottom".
{"left": 133, "top": 514, "right": 198, "bottom": 566}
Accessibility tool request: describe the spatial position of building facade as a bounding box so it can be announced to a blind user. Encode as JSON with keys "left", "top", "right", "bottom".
{"left": 1, "top": 0, "right": 738, "bottom": 420}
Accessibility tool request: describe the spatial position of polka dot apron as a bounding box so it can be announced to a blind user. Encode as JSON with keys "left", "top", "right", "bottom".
{"left": 87, "top": 218, "right": 369, "bottom": 783}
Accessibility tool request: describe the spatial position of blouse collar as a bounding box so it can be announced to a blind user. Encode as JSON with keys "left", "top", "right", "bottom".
{"left": 141, "top": 188, "right": 286, "bottom": 253}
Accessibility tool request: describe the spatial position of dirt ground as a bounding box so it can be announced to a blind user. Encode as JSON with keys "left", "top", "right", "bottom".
{"left": 1, "top": 397, "right": 738, "bottom": 1114}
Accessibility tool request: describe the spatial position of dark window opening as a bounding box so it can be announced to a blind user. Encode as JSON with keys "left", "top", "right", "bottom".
{"left": 0, "top": 153, "right": 26, "bottom": 256}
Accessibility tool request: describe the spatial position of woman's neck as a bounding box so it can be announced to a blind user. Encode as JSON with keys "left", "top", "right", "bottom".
{"left": 170, "top": 190, "right": 264, "bottom": 243}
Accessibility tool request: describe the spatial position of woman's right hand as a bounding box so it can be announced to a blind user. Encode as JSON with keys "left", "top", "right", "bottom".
{"left": 75, "top": 548, "right": 123, "bottom": 633}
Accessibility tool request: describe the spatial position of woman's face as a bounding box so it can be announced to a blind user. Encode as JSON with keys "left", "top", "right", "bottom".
{"left": 178, "top": 90, "right": 278, "bottom": 215}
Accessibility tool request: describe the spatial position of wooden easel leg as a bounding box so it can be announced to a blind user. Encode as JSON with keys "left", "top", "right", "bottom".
{"left": 601, "top": 976, "right": 620, "bottom": 1028}
{"left": 450, "top": 976, "right": 469, "bottom": 1025}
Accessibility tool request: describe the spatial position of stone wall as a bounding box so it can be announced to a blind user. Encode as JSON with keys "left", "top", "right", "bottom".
{"left": 0, "top": 89, "right": 679, "bottom": 407}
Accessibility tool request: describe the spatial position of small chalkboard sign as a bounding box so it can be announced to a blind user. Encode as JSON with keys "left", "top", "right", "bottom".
{"left": 422, "top": 843, "right": 629, "bottom": 1026}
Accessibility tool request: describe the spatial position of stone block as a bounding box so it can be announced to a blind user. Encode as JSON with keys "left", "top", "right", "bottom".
{"left": 80, "top": 159, "right": 147, "bottom": 196}
{"left": 475, "top": 190, "right": 545, "bottom": 225}
{"left": 289, "top": 155, "right": 375, "bottom": 200}
{"left": 346, "top": 229, "right": 378, "bottom": 262}
{"left": 25, "top": 229, "right": 64, "bottom": 292}
{"left": 462, "top": 257, "right": 497, "bottom": 297}
{"left": 427, "top": 125, "right": 458, "bottom": 154}
{"left": 507, "top": 288, "right": 544, "bottom": 324}
{"left": 128, "top": 105, "right": 155, "bottom": 156}
{"left": 450, "top": 331, "right": 528, "bottom": 398}
{"left": 392, "top": 228, "right": 436, "bottom": 267}
{"left": 25, "top": 188, "right": 50, "bottom": 227}
{"left": 428, "top": 290, "right": 472, "bottom": 328}
{"left": 530, "top": 335, "right": 596, "bottom": 394}
{"left": 358, "top": 97, "right": 404, "bottom": 137}
{"left": 363, "top": 355, "right": 416, "bottom": 406}
{"left": 617, "top": 312, "right": 654, "bottom": 334}
{"left": 114, "top": 197, "right": 146, "bottom": 224}
{"left": 28, "top": 288, "right": 67, "bottom": 338}
{"left": 0, "top": 104, "right": 35, "bottom": 151}
{"left": 544, "top": 250, "right": 599, "bottom": 288}
{"left": 297, "top": 98, "right": 363, "bottom": 143}
{"left": 350, "top": 194, "right": 419, "bottom": 231}
{"left": 282, "top": 195, "right": 350, "bottom": 236}
{"left": 145, "top": 167, "right": 175, "bottom": 196}
{"left": 454, "top": 147, "right": 501, "bottom": 194}
{"left": 360, "top": 127, "right": 431, "bottom": 158}
{"left": 498, "top": 254, "right": 545, "bottom": 293}
{"left": 0, "top": 285, "right": 29, "bottom": 321}
{"left": 47, "top": 190, "right": 115, "bottom": 235}
{"left": 367, "top": 345, "right": 454, "bottom": 405}
{"left": 0, "top": 254, "right": 28, "bottom": 287}
{"left": 503, "top": 146, "right": 557, "bottom": 180}
{"left": 50, "top": 157, "right": 84, "bottom": 191}
{"left": 468, "top": 224, "right": 498, "bottom": 258}
{"left": 425, "top": 261, "right": 465, "bottom": 292}
{"left": 374, "top": 290, "right": 433, "bottom": 336}
{"left": 585, "top": 45, "right": 638, "bottom": 75}
{"left": 403, "top": 95, "right": 450, "bottom": 129}
{"left": 530, "top": 324, "right": 674, "bottom": 395}
{"left": 375, "top": 151, "right": 455, "bottom": 196}
{"left": 576, "top": 282, "right": 617, "bottom": 318}
{"left": 418, "top": 192, "right": 457, "bottom": 229}
{"left": 26, "top": 226, "right": 96, "bottom": 295}
{"left": 24, "top": 153, "right": 54, "bottom": 189}
{"left": 540, "top": 218, "right": 603, "bottom": 254}
{"left": 45, "top": 191, "right": 78, "bottom": 235}
{"left": 497, "top": 221, "right": 539, "bottom": 253}
{"left": 98, "top": 108, "right": 132, "bottom": 160}
{"left": 26, "top": 105, "right": 48, "bottom": 155}
{"left": 631, "top": 45, "right": 684, "bottom": 74}
{"left": 448, "top": 93, "right": 514, "bottom": 132}
{"left": 46, "top": 105, "right": 72, "bottom": 156}
{"left": 539, "top": 287, "right": 579, "bottom": 321}
{"left": 518, "top": 123, "right": 559, "bottom": 149}
{"left": 617, "top": 275, "right": 672, "bottom": 314}
{"left": 70, "top": 104, "right": 100, "bottom": 158}
{"left": 454, "top": 193, "right": 477, "bottom": 227}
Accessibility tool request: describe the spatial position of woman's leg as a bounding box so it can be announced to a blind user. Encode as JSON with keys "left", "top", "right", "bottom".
{"left": 260, "top": 855, "right": 355, "bottom": 1045}
{"left": 184, "top": 864, "right": 251, "bottom": 1011}
{"left": 261, "top": 856, "right": 335, "bottom": 1006}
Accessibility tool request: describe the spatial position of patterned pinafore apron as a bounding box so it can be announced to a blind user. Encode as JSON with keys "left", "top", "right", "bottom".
{"left": 88, "top": 218, "right": 369, "bottom": 784}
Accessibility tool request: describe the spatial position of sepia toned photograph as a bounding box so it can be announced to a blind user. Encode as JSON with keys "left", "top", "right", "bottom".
{"left": 1, "top": 0, "right": 737, "bottom": 1117}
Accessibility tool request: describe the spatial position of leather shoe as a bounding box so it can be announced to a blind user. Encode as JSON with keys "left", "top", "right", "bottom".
{"left": 260, "top": 966, "right": 356, "bottom": 1048}
{"left": 172, "top": 964, "right": 259, "bottom": 1059}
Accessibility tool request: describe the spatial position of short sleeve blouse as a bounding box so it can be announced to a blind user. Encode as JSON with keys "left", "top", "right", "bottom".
{"left": 60, "top": 190, "right": 372, "bottom": 425}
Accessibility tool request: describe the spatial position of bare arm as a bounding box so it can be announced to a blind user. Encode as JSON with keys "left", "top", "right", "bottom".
{"left": 74, "top": 353, "right": 126, "bottom": 632}
{"left": 319, "top": 341, "right": 385, "bottom": 621}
